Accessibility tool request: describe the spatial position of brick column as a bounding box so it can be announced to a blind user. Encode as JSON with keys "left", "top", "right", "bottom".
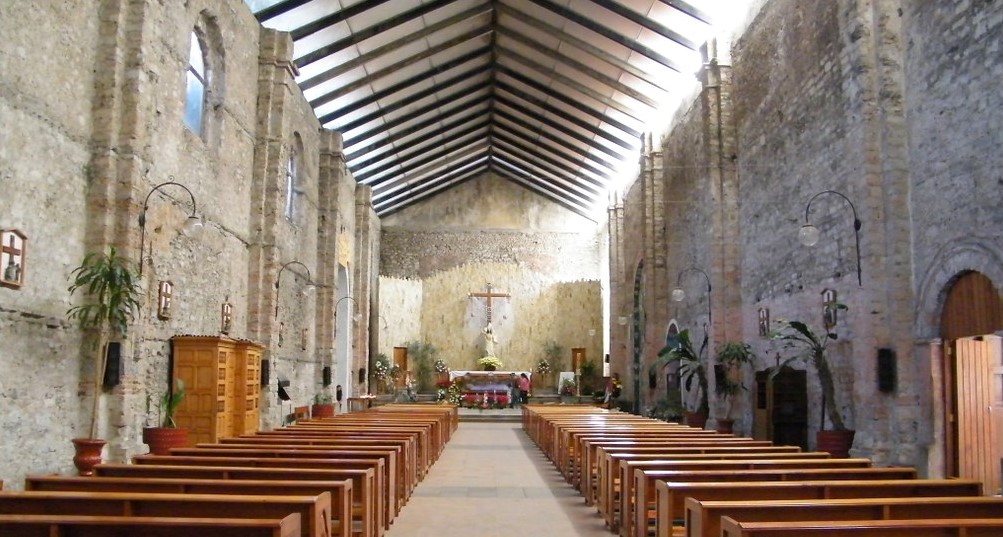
{"left": 700, "top": 37, "right": 742, "bottom": 345}
{"left": 352, "top": 185, "right": 375, "bottom": 395}
{"left": 83, "top": 0, "right": 157, "bottom": 461}
{"left": 247, "top": 29, "right": 298, "bottom": 345}
{"left": 315, "top": 130, "right": 344, "bottom": 375}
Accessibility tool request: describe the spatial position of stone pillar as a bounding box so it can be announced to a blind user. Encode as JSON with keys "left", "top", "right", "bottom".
{"left": 641, "top": 134, "right": 668, "bottom": 411}
{"left": 700, "top": 38, "right": 742, "bottom": 347}
{"left": 247, "top": 28, "right": 298, "bottom": 345}
{"left": 353, "top": 185, "right": 376, "bottom": 395}
{"left": 84, "top": 0, "right": 156, "bottom": 462}
{"left": 315, "top": 130, "right": 344, "bottom": 378}
{"left": 837, "top": 0, "right": 915, "bottom": 464}
{"left": 247, "top": 28, "right": 298, "bottom": 427}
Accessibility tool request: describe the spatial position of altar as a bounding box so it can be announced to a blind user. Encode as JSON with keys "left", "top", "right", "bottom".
{"left": 449, "top": 370, "right": 530, "bottom": 409}
{"left": 449, "top": 370, "right": 531, "bottom": 391}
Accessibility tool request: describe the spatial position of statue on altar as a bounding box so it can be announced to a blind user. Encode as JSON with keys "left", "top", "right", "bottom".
{"left": 481, "top": 323, "right": 497, "bottom": 357}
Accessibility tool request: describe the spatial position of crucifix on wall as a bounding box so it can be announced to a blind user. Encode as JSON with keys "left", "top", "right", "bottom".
{"left": 468, "top": 282, "right": 511, "bottom": 325}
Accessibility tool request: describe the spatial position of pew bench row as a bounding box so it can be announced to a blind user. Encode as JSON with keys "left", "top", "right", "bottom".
{"left": 522, "top": 405, "right": 1003, "bottom": 537}
{"left": 1, "top": 404, "right": 456, "bottom": 537}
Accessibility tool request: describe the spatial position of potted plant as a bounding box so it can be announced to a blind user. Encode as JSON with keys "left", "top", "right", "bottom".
{"left": 579, "top": 359, "right": 598, "bottom": 395}
{"left": 712, "top": 341, "right": 755, "bottom": 433}
{"left": 654, "top": 329, "right": 709, "bottom": 428}
{"left": 66, "top": 246, "right": 141, "bottom": 474}
{"left": 477, "top": 356, "right": 503, "bottom": 371}
{"left": 559, "top": 377, "right": 577, "bottom": 402}
{"left": 143, "top": 379, "right": 189, "bottom": 455}
{"left": 312, "top": 392, "right": 335, "bottom": 418}
{"left": 770, "top": 304, "right": 854, "bottom": 456}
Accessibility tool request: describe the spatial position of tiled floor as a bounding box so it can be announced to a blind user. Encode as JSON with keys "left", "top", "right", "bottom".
{"left": 386, "top": 421, "right": 610, "bottom": 537}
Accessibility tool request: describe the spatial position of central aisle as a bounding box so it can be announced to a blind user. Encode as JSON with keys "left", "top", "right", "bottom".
{"left": 386, "top": 421, "right": 610, "bottom": 537}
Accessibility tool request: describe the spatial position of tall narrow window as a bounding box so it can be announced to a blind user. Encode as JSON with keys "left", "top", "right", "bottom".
{"left": 184, "top": 32, "right": 206, "bottom": 134}
{"left": 286, "top": 143, "right": 296, "bottom": 221}
{"left": 285, "top": 136, "right": 304, "bottom": 224}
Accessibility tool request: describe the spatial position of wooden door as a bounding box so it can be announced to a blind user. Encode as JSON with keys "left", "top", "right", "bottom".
{"left": 953, "top": 335, "right": 1003, "bottom": 495}
{"left": 393, "top": 346, "right": 408, "bottom": 389}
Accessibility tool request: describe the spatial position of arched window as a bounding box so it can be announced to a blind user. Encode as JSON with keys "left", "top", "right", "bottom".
{"left": 183, "top": 32, "right": 207, "bottom": 134}
{"left": 285, "top": 134, "right": 305, "bottom": 224}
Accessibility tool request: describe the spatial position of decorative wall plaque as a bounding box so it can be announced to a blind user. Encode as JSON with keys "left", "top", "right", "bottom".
{"left": 0, "top": 229, "right": 26, "bottom": 289}
{"left": 758, "top": 307, "right": 770, "bottom": 337}
{"left": 220, "top": 298, "right": 233, "bottom": 334}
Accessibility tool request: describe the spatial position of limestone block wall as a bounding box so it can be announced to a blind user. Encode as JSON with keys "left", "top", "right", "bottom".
{"left": 380, "top": 174, "right": 604, "bottom": 381}
{"left": 0, "top": 2, "right": 105, "bottom": 483}
{"left": 378, "top": 276, "right": 423, "bottom": 357}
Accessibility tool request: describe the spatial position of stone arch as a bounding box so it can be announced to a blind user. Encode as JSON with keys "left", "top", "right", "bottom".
{"left": 915, "top": 237, "right": 1003, "bottom": 340}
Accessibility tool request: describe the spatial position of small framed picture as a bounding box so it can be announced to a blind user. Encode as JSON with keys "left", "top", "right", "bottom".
{"left": 0, "top": 229, "right": 27, "bottom": 289}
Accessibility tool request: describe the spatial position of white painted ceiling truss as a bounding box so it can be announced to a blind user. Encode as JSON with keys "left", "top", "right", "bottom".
{"left": 250, "top": 0, "right": 715, "bottom": 218}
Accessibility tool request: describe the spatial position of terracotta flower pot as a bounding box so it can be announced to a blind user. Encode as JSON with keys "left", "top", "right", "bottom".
{"left": 142, "top": 427, "right": 190, "bottom": 455}
{"left": 816, "top": 429, "right": 856, "bottom": 458}
{"left": 715, "top": 418, "right": 735, "bottom": 434}
{"left": 311, "top": 403, "right": 336, "bottom": 418}
{"left": 685, "top": 411, "right": 708, "bottom": 429}
{"left": 71, "top": 437, "right": 107, "bottom": 476}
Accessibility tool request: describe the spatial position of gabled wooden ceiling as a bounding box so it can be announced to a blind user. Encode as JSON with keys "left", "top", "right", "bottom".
{"left": 248, "top": 0, "right": 716, "bottom": 219}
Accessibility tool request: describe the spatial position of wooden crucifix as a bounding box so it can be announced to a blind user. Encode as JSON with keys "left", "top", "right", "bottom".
{"left": 469, "top": 282, "right": 510, "bottom": 324}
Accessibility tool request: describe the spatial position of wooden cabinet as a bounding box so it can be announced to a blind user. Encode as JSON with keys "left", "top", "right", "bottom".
{"left": 171, "top": 336, "right": 263, "bottom": 444}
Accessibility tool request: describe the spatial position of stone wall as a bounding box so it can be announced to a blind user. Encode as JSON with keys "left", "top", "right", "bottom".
{"left": 0, "top": 0, "right": 369, "bottom": 488}
{"left": 613, "top": 0, "right": 1003, "bottom": 471}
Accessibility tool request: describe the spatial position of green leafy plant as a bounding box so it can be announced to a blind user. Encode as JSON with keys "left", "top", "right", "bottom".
{"left": 770, "top": 304, "right": 850, "bottom": 431}
{"left": 67, "top": 247, "right": 141, "bottom": 439}
{"left": 713, "top": 341, "right": 755, "bottom": 419}
{"left": 653, "top": 329, "right": 709, "bottom": 416}
{"left": 543, "top": 340, "right": 563, "bottom": 371}
{"left": 156, "top": 379, "right": 186, "bottom": 428}
{"left": 406, "top": 341, "right": 438, "bottom": 392}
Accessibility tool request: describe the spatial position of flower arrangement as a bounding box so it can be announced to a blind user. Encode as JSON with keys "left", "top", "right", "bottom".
{"left": 535, "top": 358, "right": 552, "bottom": 375}
{"left": 433, "top": 359, "right": 448, "bottom": 373}
{"left": 560, "top": 377, "right": 576, "bottom": 396}
{"left": 373, "top": 354, "right": 390, "bottom": 381}
{"left": 477, "top": 355, "right": 503, "bottom": 370}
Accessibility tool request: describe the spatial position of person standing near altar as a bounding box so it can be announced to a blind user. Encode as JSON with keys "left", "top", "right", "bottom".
{"left": 518, "top": 373, "right": 531, "bottom": 405}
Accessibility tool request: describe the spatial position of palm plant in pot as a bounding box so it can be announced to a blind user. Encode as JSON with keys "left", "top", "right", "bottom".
{"left": 66, "top": 246, "right": 141, "bottom": 474}
{"left": 713, "top": 341, "right": 755, "bottom": 433}
{"left": 143, "top": 379, "right": 188, "bottom": 455}
{"left": 770, "top": 303, "right": 854, "bottom": 456}
{"left": 654, "top": 329, "right": 709, "bottom": 428}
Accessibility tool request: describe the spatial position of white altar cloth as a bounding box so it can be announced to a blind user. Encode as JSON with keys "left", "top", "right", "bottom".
{"left": 449, "top": 370, "right": 531, "bottom": 382}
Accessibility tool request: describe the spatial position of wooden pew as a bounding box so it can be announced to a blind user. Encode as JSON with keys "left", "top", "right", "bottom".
{"left": 169, "top": 445, "right": 403, "bottom": 518}
{"left": 720, "top": 517, "right": 1003, "bottom": 537}
{"left": 81, "top": 465, "right": 368, "bottom": 537}
{"left": 0, "top": 513, "right": 301, "bottom": 537}
{"left": 656, "top": 479, "right": 984, "bottom": 537}
{"left": 606, "top": 452, "right": 842, "bottom": 535}
{"left": 0, "top": 490, "right": 328, "bottom": 537}
{"left": 25, "top": 475, "right": 354, "bottom": 537}
{"left": 688, "top": 496, "right": 1003, "bottom": 537}
{"left": 133, "top": 453, "right": 388, "bottom": 534}
{"left": 226, "top": 434, "right": 423, "bottom": 487}
{"left": 577, "top": 438, "right": 776, "bottom": 498}
{"left": 633, "top": 466, "right": 918, "bottom": 537}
